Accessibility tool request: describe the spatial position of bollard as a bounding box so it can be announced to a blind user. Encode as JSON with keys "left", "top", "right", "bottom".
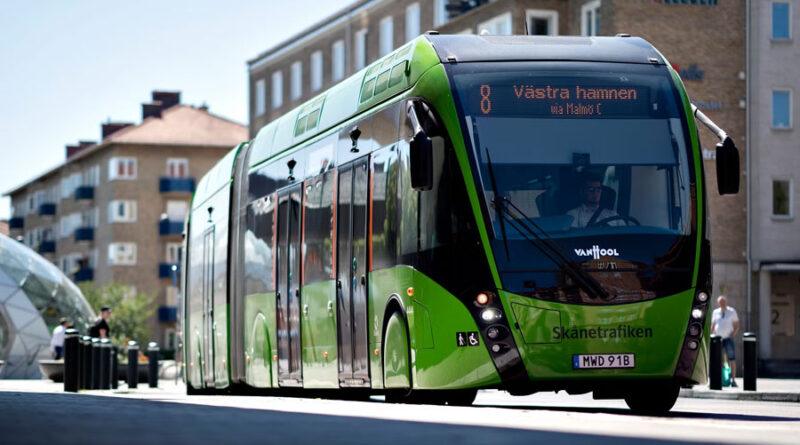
{"left": 63, "top": 329, "right": 80, "bottom": 392}
{"left": 99, "top": 338, "right": 111, "bottom": 389}
{"left": 709, "top": 334, "right": 722, "bottom": 390}
{"left": 91, "top": 338, "right": 101, "bottom": 389}
{"left": 127, "top": 341, "right": 139, "bottom": 389}
{"left": 111, "top": 344, "right": 119, "bottom": 389}
{"left": 743, "top": 332, "right": 757, "bottom": 391}
{"left": 80, "top": 336, "right": 92, "bottom": 390}
{"left": 147, "top": 342, "right": 159, "bottom": 388}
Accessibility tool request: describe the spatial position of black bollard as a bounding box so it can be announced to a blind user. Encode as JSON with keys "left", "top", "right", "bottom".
{"left": 99, "top": 339, "right": 111, "bottom": 389}
{"left": 63, "top": 329, "right": 80, "bottom": 392}
{"left": 111, "top": 344, "right": 119, "bottom": 389}
{"left": 743, "top": 332, "right": 757, "bottom": 391}
{"left": 91, "top": 338, "right": 101, "bottom": 389}
{"left": 80, "top": 336, "right": 92, "bottom": 390}
{"left": 709, "top": 334, "right": 722, "bottom": 390}
{"left": 147, "top": 342, "right": 159, "bottom": 388}
{"left": 127, "top": 341, "right": 139, "bottom": 389}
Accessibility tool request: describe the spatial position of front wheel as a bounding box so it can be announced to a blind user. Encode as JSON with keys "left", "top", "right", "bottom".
{"left": 624, "top": 382, "right": 680, "bottom": 415}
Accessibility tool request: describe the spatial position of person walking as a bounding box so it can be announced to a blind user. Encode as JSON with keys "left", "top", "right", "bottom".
{"left": 711, "top": 295, "right": 740, "bottom": 387}
{"left": 49, "top": 318, "right": 69, "bottom": 359}
{"left": 89, "top": 306, "right": 112, "bottom": 339}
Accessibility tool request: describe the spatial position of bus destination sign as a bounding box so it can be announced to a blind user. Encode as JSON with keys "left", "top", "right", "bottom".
{"left": 476, "top": 83, "right": 649, "bottom": 117}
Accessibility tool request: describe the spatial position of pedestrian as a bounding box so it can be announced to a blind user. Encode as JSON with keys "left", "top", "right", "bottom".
{"left": 711, "top": 295, "right": 740, "bottom": 387}
{"left": 89, "top": 306, "right": 112, "bottom": 339}
{"left": 49, "top": 318, "right": 69, "bottom": 359}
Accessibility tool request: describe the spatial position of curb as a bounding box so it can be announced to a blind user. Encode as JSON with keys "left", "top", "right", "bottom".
{"left": 680, "top": 388, "right": 800, "bottom": 402}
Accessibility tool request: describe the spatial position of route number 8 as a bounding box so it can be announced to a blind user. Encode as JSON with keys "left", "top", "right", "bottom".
{"left": 480, "top": 84, "right": 491, "bottom": 115}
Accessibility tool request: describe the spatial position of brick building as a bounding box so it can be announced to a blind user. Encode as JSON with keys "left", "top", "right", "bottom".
{"left": 5, "top": 91, "right": 247, "bottom": 349}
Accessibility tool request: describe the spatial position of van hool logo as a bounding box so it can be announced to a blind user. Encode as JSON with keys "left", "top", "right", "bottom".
{"left": 573, "top": 245, "right": 620, "bottom": 260}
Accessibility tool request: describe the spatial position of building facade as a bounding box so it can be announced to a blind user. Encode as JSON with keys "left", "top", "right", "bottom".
{"left": 749, "top": 0, "right": 800, "bottom": 373}
{"left": 6, "top": 91, "right": 247, "bottom": 350}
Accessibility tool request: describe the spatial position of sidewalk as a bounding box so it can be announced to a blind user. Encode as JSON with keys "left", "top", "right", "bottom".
{"left": 680, "top": 378, "right": 800, "bottom": 402}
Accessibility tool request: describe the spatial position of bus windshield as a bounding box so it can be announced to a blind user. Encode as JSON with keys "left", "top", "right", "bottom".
{"left": 449, "top": 62, "right": 697, "bottom": 304}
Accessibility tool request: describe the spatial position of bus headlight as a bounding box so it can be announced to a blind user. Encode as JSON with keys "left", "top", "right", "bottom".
{"left": 691, "top": 308, "right": 703, "bottom": 320}
{"left": 687, "top": 340, "right": 699, "bottom": 350}
{"left": 688, "top": 323, "right": 702, "bottom": 337}
{"left": 696, "top": 291, "right": 709, "bottom": 303}
{"left": 481, "top": 308, "right": 502, "bottom": 322}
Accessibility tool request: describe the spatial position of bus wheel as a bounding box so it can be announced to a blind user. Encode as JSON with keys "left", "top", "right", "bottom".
{"left": 186, "top": 383, "right": 206, "bottom": 395}
{"left": 624, "top": 382, "right": 680, "bottom": 415}
{"left": 446, "top": 389, "right": 478, "bottom": 406}
{"left": 383, "top": 310, "right": 411, "bottom": 401}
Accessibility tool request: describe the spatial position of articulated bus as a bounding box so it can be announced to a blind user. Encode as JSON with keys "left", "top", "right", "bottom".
{"left": 182, "top": 34, "right": 739, "bottom": 414}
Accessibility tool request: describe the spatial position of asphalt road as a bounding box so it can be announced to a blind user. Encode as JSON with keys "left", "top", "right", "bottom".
{"left": 1, "top": 382, "right": 798, "bottom": 445}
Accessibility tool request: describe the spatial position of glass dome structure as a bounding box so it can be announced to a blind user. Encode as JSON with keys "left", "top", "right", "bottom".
{"left": 0, "top": 233, "right": 95, "bottom": 378}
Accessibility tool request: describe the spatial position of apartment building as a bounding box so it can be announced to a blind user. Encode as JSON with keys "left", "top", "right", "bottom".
{"left": 6, "top": 91, "right": 247, "bottom": 349}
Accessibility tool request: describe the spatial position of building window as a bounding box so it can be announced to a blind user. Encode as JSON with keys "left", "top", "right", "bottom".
{"left": 109, "top": 200, "right": 137, "bottom": 223}
{"left": 272, "top": 71, "right": 283, "bottom": 109}
{"left": 83, "top": 165, "right": 99, "bottom": 186}
{"left": 434, "top": 0, "right": 449, "bottom": 27}
{"left": 478, "top": 13, "right": 512, "bottom": 36}
{"left": 772, "top": 2, "right": 791, "bottom": 40}
{"left": 108, "top": 157, "right": 137, "bottom": 180}
{"left": 255, "top": 78, "right": 266, "bottom": 116}
{"left": 772, "top": 90, "right": 792, "bottom": 128}
{"left": 354, "top": 28, "right": 368, "bottom": 70}
{"left": 166, "top": 158, "right": 189, "bottom": 178}
{"left": 380, "top": 16, "right": 394, "bottom": 57}
{"left": 332, "top": 40, "right": 345, "bottom": 81}
{"left": 166, "top": 242, "right": 182, "bottom": 264}
{"left": 108, "top": 242, "right": 136, "bottom": 266}
{"left": 406, "top": 3, "right": 420, "bottom": 42}
{"left": 581, "top": 0, "right": 601, "bottom": 36}
{"left": 166, "top": 200, "right": 189, "bottom": 221}
{"left": 773, "top": 179, "right": 792, "bottom": 218}
{"left": 526, "top": 9, "right": 558, "bottom": 36}
{"left": 290, "top": 61, "right": 302, "bottom": 101}
{"left": 311, "top": 50, "right": 323, "bottom": 92}
{"left": 59, "top": 213, "right": 81, "bottom": 238}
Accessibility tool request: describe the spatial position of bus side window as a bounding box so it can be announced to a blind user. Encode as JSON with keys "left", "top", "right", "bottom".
{"left": 371, "top": 145, "right": 399, "bottom": 270}
{"left": 303, "top": 169, "right": 335, "bottom": 283}
{"left": 398, "top": 138, "right": 418, "bottom": 258}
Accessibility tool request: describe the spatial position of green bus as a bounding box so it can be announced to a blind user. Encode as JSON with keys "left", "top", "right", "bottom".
{"left": 182, "top": 34, "right": 739, "bottom": 414}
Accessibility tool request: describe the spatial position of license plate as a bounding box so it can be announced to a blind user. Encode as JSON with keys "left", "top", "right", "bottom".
{"left": 573, "top": 353, "right": 635, "bottom": 369}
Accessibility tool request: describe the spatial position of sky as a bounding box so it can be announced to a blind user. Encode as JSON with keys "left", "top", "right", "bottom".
{"left": 0, "top": 0, "right": 346, "bottom": 219}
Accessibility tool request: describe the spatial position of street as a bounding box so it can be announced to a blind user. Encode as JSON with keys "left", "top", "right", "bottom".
{"left": 1, "top": 381, "right": 797, "bottom": 444}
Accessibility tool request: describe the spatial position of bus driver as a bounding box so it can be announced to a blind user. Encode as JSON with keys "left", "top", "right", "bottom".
{"left": 567, "top": 174, "right": 621, "bottom": 228}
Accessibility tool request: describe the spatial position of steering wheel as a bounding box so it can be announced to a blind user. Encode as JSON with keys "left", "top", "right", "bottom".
{"left": 590, "top": 215, "right": 640, "bottom": 227}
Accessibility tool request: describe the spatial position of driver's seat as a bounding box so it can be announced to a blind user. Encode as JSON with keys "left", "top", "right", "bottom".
{"left": 600, "top": 185, "right": 617, "bottom": 211}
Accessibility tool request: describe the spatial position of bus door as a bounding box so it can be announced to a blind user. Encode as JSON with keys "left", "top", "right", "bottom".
{"left": 336, "top": 157, "right": 370, "bottom": 387}
{"left": 276, "top": 186, "right": 303, "bottom": 386}
{"left": 201, "top": 228, "right": 215, "bottom": 387}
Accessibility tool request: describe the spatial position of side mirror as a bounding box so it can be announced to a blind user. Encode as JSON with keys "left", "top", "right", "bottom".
{"left": 716, "top": 136, "right": 740, "bottom": 195}
{"left": 410, "top": 130, "right": 433, "bottom": 191}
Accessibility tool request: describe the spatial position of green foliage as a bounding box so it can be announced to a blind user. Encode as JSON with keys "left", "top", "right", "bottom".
{"left": 78, "top": 281, "right": 156, "bottom": 349}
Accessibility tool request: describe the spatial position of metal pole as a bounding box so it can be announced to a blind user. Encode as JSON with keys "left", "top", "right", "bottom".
{"left": 91, "top": 338, "right": 101, "bottom": 390}
{"left": 743, "top": 332, "right": 757, "bottom": 391}
{"left": 127, "top": 341, "right": 139, "bottom": 389}
{"left": 111, "top": 343, "right": 119, "bottom": 389}
{"left": 99, "top": 338, "right": 111, "bottom": 390}
{"left": 709, "top": 334, "right": 722, "bottom": 390}
{"left": 63, "top": 329, "right": 80, "bottom": 392}
{"left": 81, "top": 336, "right": 92, "bottom": 390}
{"left": 148, "top": 342, "right": 160, "bottom": 388}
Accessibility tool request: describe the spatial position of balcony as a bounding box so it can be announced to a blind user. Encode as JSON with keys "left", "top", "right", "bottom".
{"left": 37, "top": 240, "right": 55, "bottom": 254}
{"left": 159, "top": 177, "right": 195, "bottom": 194}
{"left": 74, "top": 185, "right": 94, "bottom": 200}
{"left": 159, "top": 263, "right": 180, "bottom": 279}
{"left": 159, "top": 219, "right": 184, "bottom": 236}
{"left": 38, "top": 203, "right": 56, "bottom": 216}
{"left": 74, "top": 227, "right": 94, "bottom": 242}
{"left": 8, "top": 217, "right": 23, "bottom": 230}
{"left": 158, "top": 305, "right": 178, "bottom": 323}
{"left": 74, "top": 268, "right": 94, "bottom": 282}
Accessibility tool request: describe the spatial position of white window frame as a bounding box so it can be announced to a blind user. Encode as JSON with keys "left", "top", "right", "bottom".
{"left": 108, "top": 242, "right": 137, "bottom": 266}
{"left": 166, "top": 200, "right": 189, "bottom": 222}
{"left": 406, "top": 3, "right": 420, "bottom": 42}
{"left": 108, "top": 200, "right": 137, "bottom": 223}
{"left": 255, "top": 78, "right": 266, "bottom": 116}
{"left": 380, "top": 16, "right": 394, "bottom": 57}
{"left": 108, "top": 157, "right": 137, "bottom": 181}
{"left": 83, "top": 165, "right": 99, "bottom": 187}
{"left": 310, "top": 50, "right": 323, "bottom": 92}
{"left": 166, "top": 242, "right": 182, "bottom": 264}
{"left": 772, "top": 89, "right": 793, "bottom": 129}
{"left": 290, "top": 61, "right": 303, "bottom": 101}
{"left": 478, "top": 12, "right": 513, "bottom": 36}
{"left": 581, "top": 0, "right": 601, "bottom": 37}
{"left": 331, "top": 40, "right": 345, "bottom": 81}
{"left": 434, "top": 0, "right": 449, "bottom": 27}
{"left": 772, "top": 2, "right": 792, "bottom": 41}
{"left": 166, "top": 158, "right": 189, "bottom": 178}
{"left": 772, "top": 177, "right": 794, "bottom": 219}
{"left": 272, "top": 71, "right": 283, "bottom": 109}
{"left": 526, "top": 9, "right": 559, "bottom": 36}
{"left": 354, "top": 28, "right": 368, "bottom": 70}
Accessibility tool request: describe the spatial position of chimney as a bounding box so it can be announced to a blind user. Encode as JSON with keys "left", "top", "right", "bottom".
{"left": 142, "top": 101, "right": 164, "bottom": 120}
{"left": 151, "top": 91, "right": 180, "bottom": 109}
{"left": 101, "top": 122, "right": 133, "bottom": 140}
{"left": 66, "top": 141, "right": 96, "bottom": 159}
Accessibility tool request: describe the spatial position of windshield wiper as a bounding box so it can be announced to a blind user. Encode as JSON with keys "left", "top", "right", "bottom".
{"left": 484, "top": 148, "right": 511, "bottom": 261}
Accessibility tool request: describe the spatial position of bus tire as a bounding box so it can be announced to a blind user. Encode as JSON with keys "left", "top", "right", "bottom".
{"left": 383, "top": 310, "right": 411, "bottom": 398}
{"left": 624, "top": 381, "right": 680, "bottom": 415}
{"left": 446, "top": 389, "right": 478, "bottom": 406}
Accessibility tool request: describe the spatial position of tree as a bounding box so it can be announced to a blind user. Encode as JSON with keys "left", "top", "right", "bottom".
{"left": 78, "top": 282, "right": 156, "bottom": 352}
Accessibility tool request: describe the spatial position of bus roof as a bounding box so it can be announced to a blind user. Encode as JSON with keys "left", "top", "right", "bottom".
{"left": 426, "top": 35, "right": 666, "bottom": 66}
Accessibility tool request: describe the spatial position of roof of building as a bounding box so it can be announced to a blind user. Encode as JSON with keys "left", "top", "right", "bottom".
{"left": 5, "top": 105, "right": 247, "bottom": 196}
